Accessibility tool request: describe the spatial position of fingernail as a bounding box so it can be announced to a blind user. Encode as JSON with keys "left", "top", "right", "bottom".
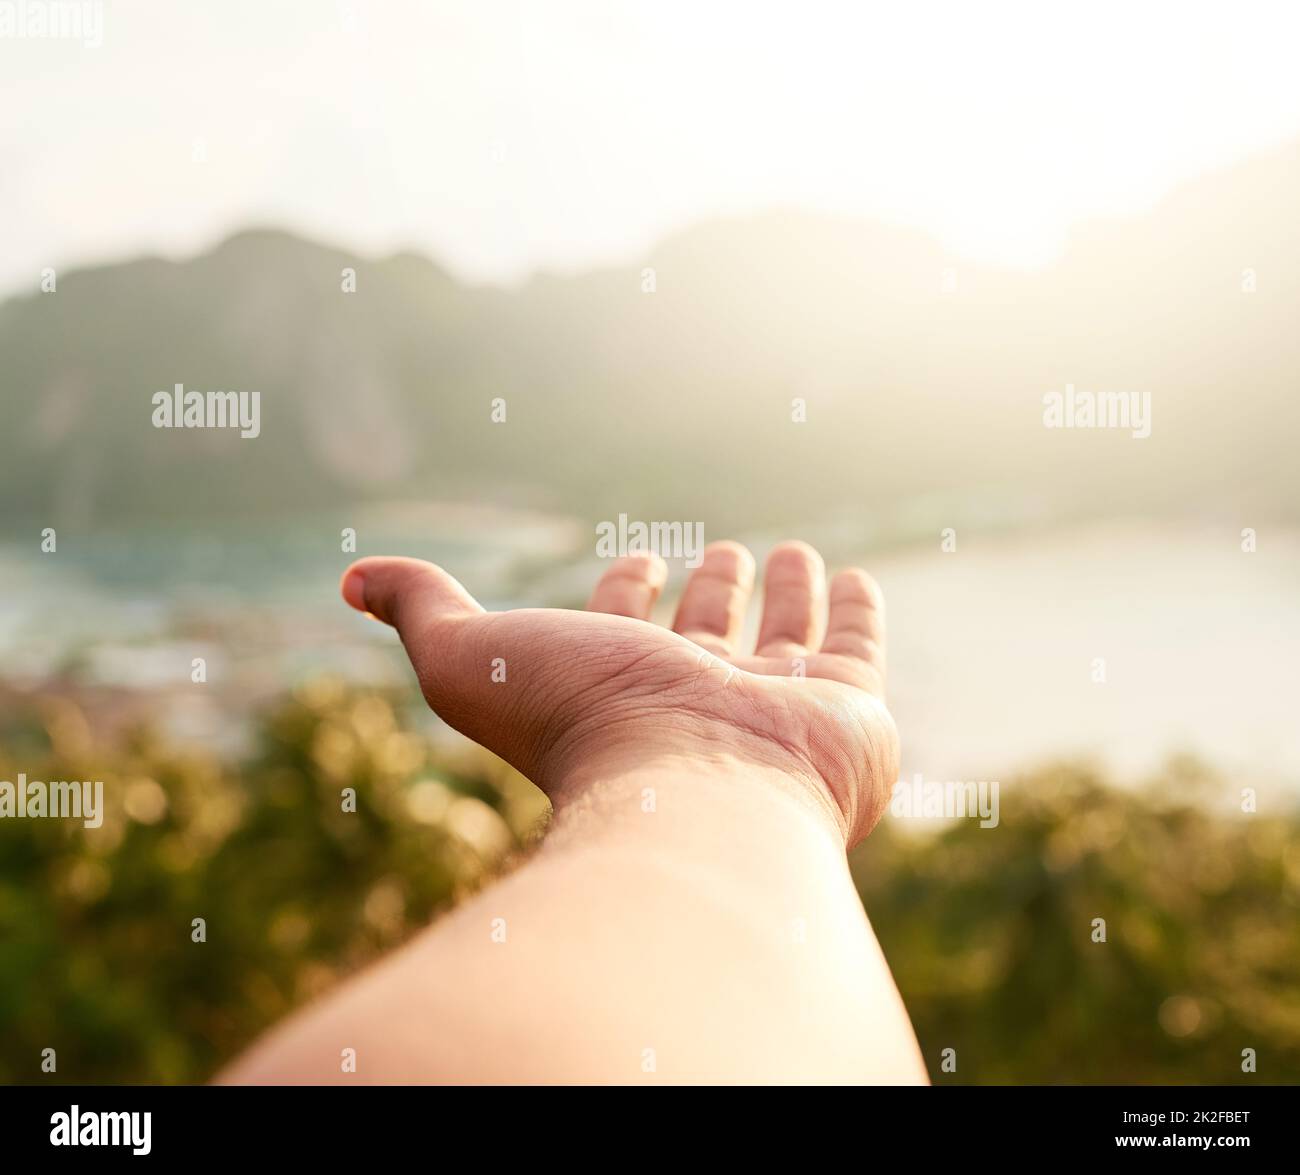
{"left": 341, "top": 568, "right": 367, "bottom": 612}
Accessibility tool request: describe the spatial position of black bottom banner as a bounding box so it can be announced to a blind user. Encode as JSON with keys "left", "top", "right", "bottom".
{"left": 1, "top": 1084, "right": 1292, "bottom": 1162}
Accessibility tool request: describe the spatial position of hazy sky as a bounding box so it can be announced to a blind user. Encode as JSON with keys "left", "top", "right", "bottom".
{"left": 3, "top": 0, "right": 1300, "bottom": 293}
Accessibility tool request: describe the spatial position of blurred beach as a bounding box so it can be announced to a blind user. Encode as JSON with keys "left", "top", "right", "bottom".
{"left": 4, "top": 510, "right": 1297, "bottom": 795}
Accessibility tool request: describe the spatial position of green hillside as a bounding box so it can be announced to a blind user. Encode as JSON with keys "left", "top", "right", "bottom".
{"left": 3, "top": 143, "right": 1298, "bottom": 536}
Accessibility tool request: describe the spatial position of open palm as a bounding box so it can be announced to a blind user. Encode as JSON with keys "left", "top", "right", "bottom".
{"left": 342, "top": 540, "right": 898, "bottom": 846}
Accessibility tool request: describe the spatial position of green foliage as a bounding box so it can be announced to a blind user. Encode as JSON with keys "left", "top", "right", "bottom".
{"left": 0, "top": 681, "right": 545, "bottom": 1084}
{"left": 854, "top": 762, "right": 1300, "bottom": 1083}
{"left": 2, "top": 685, "right": 1296, "bottom": 1083}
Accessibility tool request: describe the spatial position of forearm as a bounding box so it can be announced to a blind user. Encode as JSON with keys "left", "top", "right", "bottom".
{"left": 220, "top": 755, "right": 925, "bottom": 1084}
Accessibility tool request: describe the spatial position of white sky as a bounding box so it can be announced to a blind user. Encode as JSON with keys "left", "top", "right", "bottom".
{"left": 3, "top": 0, "right": 1300, "bottom": 293}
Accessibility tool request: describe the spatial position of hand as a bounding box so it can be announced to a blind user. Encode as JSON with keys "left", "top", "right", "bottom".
{"left": 341, "top": 540, "right": 898, "bottom": 846}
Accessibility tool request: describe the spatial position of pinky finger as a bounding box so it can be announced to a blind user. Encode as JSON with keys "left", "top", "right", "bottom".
{"left": 821, "top": 569, "right": 886, "bottom": 685}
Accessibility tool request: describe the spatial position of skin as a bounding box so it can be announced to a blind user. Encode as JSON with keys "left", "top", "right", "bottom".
{"left": 219, "top": 540, "right": 928, "bottom": 1084}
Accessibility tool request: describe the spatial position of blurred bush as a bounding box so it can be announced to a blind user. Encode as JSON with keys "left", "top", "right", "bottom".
{"left": 1, "top": 683, "right": 1296, "bottom": 1083}
{"left": 0, "top": 680, "right": 547, "bottom": 1083}
{"left": 854, "top": 759, "right": 1300, "bottom": 1083}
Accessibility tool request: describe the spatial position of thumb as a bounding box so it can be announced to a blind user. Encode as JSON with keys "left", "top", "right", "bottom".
{"left": 340, "top": 557, "right": 483, "bottom": 633}
{"left": 342, "top": 557, "right": 498, "bottom": 749}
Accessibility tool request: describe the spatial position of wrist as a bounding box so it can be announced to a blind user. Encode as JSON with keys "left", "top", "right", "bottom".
{"left": 543, "top": 741, "right": 852, "bottom": 850}
{"left": 534, "top": 693, "right": 896, "bottom": 848}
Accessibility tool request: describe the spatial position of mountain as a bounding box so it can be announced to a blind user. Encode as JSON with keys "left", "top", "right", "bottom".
{"left": 2, "top": 143, "right": 1298, "bottom": 538}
